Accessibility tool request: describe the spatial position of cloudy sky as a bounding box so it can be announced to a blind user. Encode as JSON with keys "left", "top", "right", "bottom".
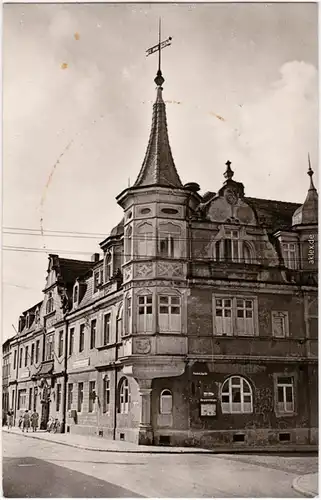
{"left": 2, "top": 2, "right": 318, "bottom": 341}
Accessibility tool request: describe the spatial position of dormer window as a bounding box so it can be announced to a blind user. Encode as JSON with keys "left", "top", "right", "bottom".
{"left": 73, "top": 284, "right": 79, "bottom": 305}
{"left": 93, "top": 270, "right": 102, "bottom": 293}
{"left": 46, "top": 292, "right": 54, "bottom": 314}
{"left": 282, "top": 242, "right": 297, "bottom": 269}
{"left": 26, "top": 313, "right": 31, "bottom": 329}
{"left": 105, "top": 251, "right": 112, "bottom": 282}
{"left": 214, "top": 229, "right": 254, "bottom": 264}
{"left": 35, "top": 308, "right": 40, "bottom": 324}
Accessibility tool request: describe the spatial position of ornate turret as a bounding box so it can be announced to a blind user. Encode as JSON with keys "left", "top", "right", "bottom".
{"left": 292, "top": 155, "right": 318, "bottom": 226}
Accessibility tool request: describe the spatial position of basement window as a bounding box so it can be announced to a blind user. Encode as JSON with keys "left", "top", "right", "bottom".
{"left": 159, "top": 435, "right": 171, "bottom": 446}
{"left": 279, "top": 432, "right": 291, "bottom": 442}
{"left": 233, "top": 434, "right": 245, "bottom": 443}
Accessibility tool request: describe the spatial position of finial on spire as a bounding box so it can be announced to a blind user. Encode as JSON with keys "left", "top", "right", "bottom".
{"left": 146, "top": 19, "right": 172, "bottom": 89}
{"left": 224, "top": 160, "right": 234, "bottom": 180}
{"left": 307, "top": 153, "right": 316, "bottom": 190}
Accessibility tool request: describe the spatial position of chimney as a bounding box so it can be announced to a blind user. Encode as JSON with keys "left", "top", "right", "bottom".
{"left": 91, "top": 253, "right": 100, "bottom": 263}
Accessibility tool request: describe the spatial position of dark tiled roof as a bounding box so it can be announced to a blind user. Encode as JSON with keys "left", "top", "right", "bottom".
{"left": 57, "top": 258, "right": 95, "bottom": 286}
{"left": 245, "top": 197, "right": 301, "bottom": 233}
{"left": 134, "top": 87, "right": 183, "bottom": 188}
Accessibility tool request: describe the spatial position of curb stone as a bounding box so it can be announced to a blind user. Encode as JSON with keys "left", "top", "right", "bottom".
{"left": 292, "top": 475, "right": 318, "bottom": 498}
{"left": 3, "top": 429, "right": 318, "bottom": 455}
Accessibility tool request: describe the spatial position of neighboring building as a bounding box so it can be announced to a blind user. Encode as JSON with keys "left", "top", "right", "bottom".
{"left": 6, "top": 66, "right": 318, "bottom": 449}
{"left": 2, "top": 337, "right": 14, "bottom": 424}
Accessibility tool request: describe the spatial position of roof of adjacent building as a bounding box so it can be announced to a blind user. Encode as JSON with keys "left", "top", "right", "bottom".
{"left": 245, "top": 197, "right": 301, "bottom": 232}
{"left": 134, "top": 86, "right": 183, "bottom": 188}
{"left": 52, "top": 256, "right": 95, "bottom": 285}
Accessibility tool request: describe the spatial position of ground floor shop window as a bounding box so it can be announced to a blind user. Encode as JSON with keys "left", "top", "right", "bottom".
{"left": 119, "top": 378, "right": 130, "bottom": 414}
{"left": 221, "top": 376, "right": 253, "bottom": 414}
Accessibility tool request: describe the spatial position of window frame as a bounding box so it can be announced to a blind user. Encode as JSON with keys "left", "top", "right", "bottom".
{"left": 160, "top": 389, "right": 173, "bottom": 415}
{"left": 103, "top": 376, "right": 110, "bottom": 413}
{"left": 103, "top": 313, "right": 111, "bottom": 346}
{"left": 282, "top": 242, "right": 297, "bottom": 269}
{"left": 137, "top": 222, "right": 154, "bottom": 259}
{"left": 271, "top": 311, "right": 289, "bottom": 338}
{"left": 137, "top": 294, "right": 153, "bottom": 332}
{"left": 213, "top": 295, "right": 257, "bottom": 337}
{"left": 77, "top": 382, "right": 84, "bottom": 413}
{"left": 56, "top": 384, "right": 62, "bottom": 412}
{"left": 46, "top": 291, "right": 54, "bottom": 315}
{"left": 221, "top": 376, "right": 253, "bottom": 414}
{"left": 158, "top": 222, "right": 181, "bottom": 259}
{"left": 67, "top": 383, "right": 73, "bottom": 411}
{"left": 90, "top": 319, "right": 97, "bottom": 349}
{"left": 274, "top": 373, "right": 296, "bottom": 416}
{"left": 69, "top": 328, "right": 75, "bottom": 356}
{"left": 88, "top": 381, "right": 96, "bottom": 413}
{"left": 79, "top": 324, "right": 85, "bottom": 353}
{"left": 119, "top": 378, "right": 130, "bottom": 414}
{"left": 58, "top": 331, "right": 64, "bottom": 357}
{"left": 158, "top": 294, "right": 182, "bottom": 332}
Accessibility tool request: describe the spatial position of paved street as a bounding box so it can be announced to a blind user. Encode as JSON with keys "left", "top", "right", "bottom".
{"left": 3, "top": 432, "right": 318, "bottom": 497}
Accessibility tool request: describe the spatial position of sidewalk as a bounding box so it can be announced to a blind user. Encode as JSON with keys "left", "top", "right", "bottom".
{"left": 292, "top": 473, "right": 319, "bottom": 498}
{"left": 3, "top": 427, "right": 318, "bottom": 455}
{"left": 3, "top": 427, "right": 209, "bottom": 454}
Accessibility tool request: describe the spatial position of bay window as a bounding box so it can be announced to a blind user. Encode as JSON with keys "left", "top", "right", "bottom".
{"left": 138, "top": 295, "right": 153, "bottom": 332}
{"left": 158, "top": 295, "right": 181, "bottom": 332}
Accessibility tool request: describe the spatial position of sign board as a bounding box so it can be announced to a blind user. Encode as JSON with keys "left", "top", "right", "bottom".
{"left": 200, "top": 398, "right": 217, "bottom": 417}
{"left": 72, "top": 358, "right": 90, "bottom": 369}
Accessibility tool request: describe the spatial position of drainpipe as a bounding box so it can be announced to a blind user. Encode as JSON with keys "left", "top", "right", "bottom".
{"left": 61, "top": 319, "right": 69, "bottom": 433}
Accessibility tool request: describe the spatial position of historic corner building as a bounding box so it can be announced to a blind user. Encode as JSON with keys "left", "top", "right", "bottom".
{"left": 6, "top": 65, "right": 318, "bottom": 450}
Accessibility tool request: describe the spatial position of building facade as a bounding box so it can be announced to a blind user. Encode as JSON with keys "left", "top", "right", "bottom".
{"left": 5, "top": 67, "right": 318, "bottom": 449}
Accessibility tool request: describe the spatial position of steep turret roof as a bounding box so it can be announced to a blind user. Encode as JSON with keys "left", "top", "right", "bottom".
{"left": 134, "top": 72, "right": 183, "bottom": 188}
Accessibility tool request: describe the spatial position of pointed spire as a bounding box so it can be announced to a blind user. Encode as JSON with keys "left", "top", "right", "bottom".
{"left": 292, "top": 154, "right": 318, "bottom": 226}
{"left": 307, "top": 153, "right": 316, "bottom": 191}
{"left": 134, "top": 23, "right": 182, "bottom": 188}
{"left": 224, "top": 160, "right": 234, "bottom": 181}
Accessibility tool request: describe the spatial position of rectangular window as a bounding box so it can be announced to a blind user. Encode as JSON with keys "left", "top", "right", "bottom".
{"left": 224, "top": 230, "right": 240, "bottom": 262}
{"left": 69, "top": 328, "right": 75, "bottom": 356}
{"left": 28, "top": 388, "right": 33, "bottom": 411}
{"left": 90, "top": 319, "right": 97, "bottom": 349}
{"left": 35, "top": 340, "right": 40, "bottom": 364}
{"left": 56, "top": 384, "right": 62, "bottom": 412}
{"left": 103, "top": 314, "right": 111, "bottom": 345}
{"left": 13, "top": 350, "right": 17, "bottom": 370}
{"left": 158, "top": 295, "right": 181, "bottom": 331}
{"left": 31, "top": 344, "right": 35, "bottom": 365}
{"left": 126, "top": 297, "right": 132, "bottom": 335}
{"left": 77, "top": 383, "right": 84, "bottom": 412}
{"left": 46, "top": 335, "right": 54, "bottom": 361}
{"left": 276, "top": 376, "right": 294, "bottom": 414}
{"left": 12, "top": 390, "right": 15, "bottom": 410}
{"left": 79, "top": 324, "right": 85, "bottom": 353}
{"left": 138, "top": 295, "right": 153, "bottom": 332}
{"left": 214, "top": 297, "right": 255, "bottom": 336}
{"left": 25, "top": 346, "right": 29, "bottom": 367}
{"left": 282, "top": 242, "right": 297, "bottom": 269}
{"left": 33, "top": 389, "right": 37, "bottom": 412}
{"left": 272, "top": 311, "right": 289, "bottom": 338}
{"left": 58, "top": 331, "right": 64, "bottom": 357}
{"left": 88, "top": 381, "right": 96, "bottom": 413}
{"left": 18, "top": 389, "right": 26, "bottom": 409}
{"left": 19, "top": 348, "right": 23, "bottom": 368}
{"left": 103, "top": 378, "right": 110, "bottom": 413}
{"left": 93, "top": 271, "right": 101, "bottom": 293}
{"left": 67, "top": 383, "right": 73, "bottom": 411}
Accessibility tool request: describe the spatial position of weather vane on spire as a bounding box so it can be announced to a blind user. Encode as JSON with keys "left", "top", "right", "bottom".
{"left": 146, "top": 19, "right": 172, "bottom": 87}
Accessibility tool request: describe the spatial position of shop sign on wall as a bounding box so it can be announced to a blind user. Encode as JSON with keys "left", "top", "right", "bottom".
{"left": 200, "top": 394, "right": 217, "bottom": 417}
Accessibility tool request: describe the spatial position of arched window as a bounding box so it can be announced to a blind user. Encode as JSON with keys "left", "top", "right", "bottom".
{"left": 105, "top": 251, "right": 112, "bottom": 282}
{"left": 243, "top": 242, "right": 252, "bottom": 264}
{"left": 221, "top": 376, "right": 253, "bottom": 414}
{"left": 160, "top": 389, "right": 173, "bottom": 414}
{"left": 119, "top": 378, "right": 130, "bottom": 414}
{"left": 116, "top": 305, "right": 123, "bottom": 341}
{"left": 137, "top": 223, "right": 153, "bottom": 258}
{"left": 158, "top": 222, "right": 181, "bottom": 258}
{"left": 46, "top": 292, "right": 54, "bottom": 314}
{"left": 124, "top": 226, "right": 132, "bottom": 263}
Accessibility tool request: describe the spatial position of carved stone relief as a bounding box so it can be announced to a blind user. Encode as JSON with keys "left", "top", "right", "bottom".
{"left": 123, "top": 266, "right": 132, "bottom": 282}
{"left": 135, "top": 262, "right": 153, "bottom": 278}
{"left": 158, "top": 262, "right": 183, "bottom": 277}
{"left": 134, "top": 338, "right": 151, "bottom": 354}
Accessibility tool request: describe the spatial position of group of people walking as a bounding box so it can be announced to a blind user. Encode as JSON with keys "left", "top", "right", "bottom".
{"left": 14, "top": 409, "right": 39, "bottom": 432}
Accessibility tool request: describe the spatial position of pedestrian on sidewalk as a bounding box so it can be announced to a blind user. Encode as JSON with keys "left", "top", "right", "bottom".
{"left": 22, "top": 410, "right": 30, "bottom": 433}
{"left": 30, "top": 411, "right": 39, "bottom": 432}
{"left": 7, "top": 409, "right": 14, "bottom": 430}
